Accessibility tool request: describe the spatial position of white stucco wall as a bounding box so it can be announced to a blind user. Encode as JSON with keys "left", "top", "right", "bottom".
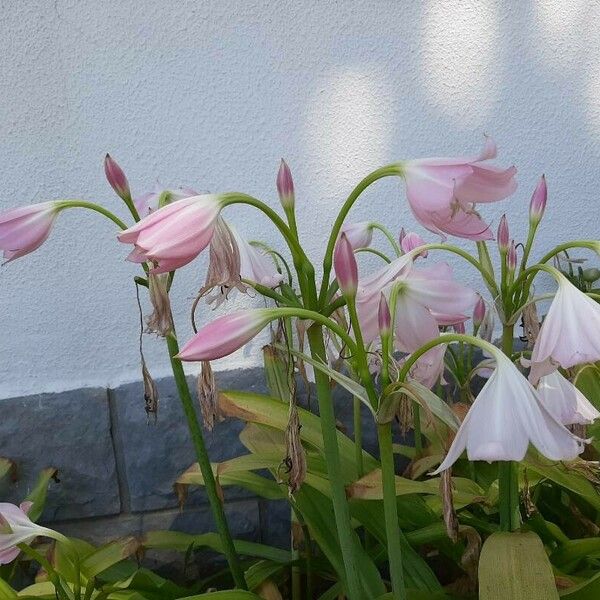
{"left": 1, "top": 1, "right": 599, "bottom": 398}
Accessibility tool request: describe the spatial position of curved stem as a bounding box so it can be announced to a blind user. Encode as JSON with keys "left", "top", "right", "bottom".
{"left": 371, "top": 222, "right": 401, "bottom": 257}
{"left": 165, "top": 327, "right": 247, "bottom": 590}
{"left": 57, "top": 200, "right": 129, "bottom": 230}
{"left": 241, "top": 279, "right": 297, "bottom": 307}
{"left": 355, "top": 247, "right": 392, "bottom": 264}
{"left": 538, "top": 240, "right": 600, "bottom": 266}
{"left": 319, "top": 164, "right": 402, "bottom": 307}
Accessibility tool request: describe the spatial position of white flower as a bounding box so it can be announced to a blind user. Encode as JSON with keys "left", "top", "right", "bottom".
{"left": 537, "top": 370, "right": 600, "bottom": 425}
{"left": 432, "top": 352, "right": 583, "bottom": 474}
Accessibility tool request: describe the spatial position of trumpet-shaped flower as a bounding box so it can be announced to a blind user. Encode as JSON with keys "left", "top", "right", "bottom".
{"left": 118, "top": 194, "right": 224, "bottom": 273}
{"left": 0, "top": 502, "right": 57, "bottom": 565}
{"left": 231, "top": 226, "right": 283, "bottom": 288}
{"left": 400, "top": 137, "right": 517, "bottom": 240}
{"left": 178, "top": 309, "right": 274, "bottom": 361}
{"left": 340, "top": 221, "right": 374, "bottom": 250}
{"left": 433, "top": 353, "right": 583, "bottom": 474}
{"left": 0, "top": 202, "right": 60, "bottom": 263}
{"left": 537, "top": 370, "right": 600, "bottom": 425}
{"left": 134, "top": 185, "right": 198, "bottom": 216}
{"left": 530, "top": 275, "right": 600, "bottom": 383}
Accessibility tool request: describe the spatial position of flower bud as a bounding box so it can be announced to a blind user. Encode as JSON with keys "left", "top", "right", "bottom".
{"left": 473, "top": 295, "right": 486, "bottom": 328}
{"left": 333, "top": 232, "right": 358, "bottom": 297}
{"left": 529, "top": 175, "right": 547, "bottom": 225}
{"left": 378, "top": 293, "right": 391, "bottom": 336}
{"left": 507, "top": 240, "right": 517, "bottom": 272}
{"left": 497, "top": 214, "right": 509, "bottom": 252}
{"left": 400, "top": 230, "right": 428, "bottom": 257}
{"left": 276, "top": 159, "right": 295, "bottom": 210}
{"left": 104, "top": 154, "right": 131, "bottom": 201}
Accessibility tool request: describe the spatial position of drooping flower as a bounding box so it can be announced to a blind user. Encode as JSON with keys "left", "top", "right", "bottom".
{"left": 400, "top": 137, "right": 517, "bottom": 240}
{"left": 118, "top": 194, "right": 224, "bottom": 273}
{"left": 177, "top": 309, "right": 274, "bottom": 361}
{"left": 432, "top": 352, "right": 583, "bottom": 474}
{"left": 0, "top": 202, "right": 61, "bottom": 263}
{"left": 537, "top": 370, "right": 600, "bottom": 425}
{"left": 340, "top": 221, "right": 374, "bottom": 250}
{"left": 231, "top": 226, "right": 283, "bottom": 288}
{"left": 334, "top": 232, "right": 359, "bottom": 297}
{"left": 530, "top": 274, "right": 600, "bottom": 383}
{"left": 134, "top": 185, "right": 198, "bottom": 216}
{"left": 0, "top": 502, "right": 58, "bottom": 565}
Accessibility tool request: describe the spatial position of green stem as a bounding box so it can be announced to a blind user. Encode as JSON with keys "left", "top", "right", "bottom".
{"left": 371, "top": 222, "right": 401, "bottom": 256}
{"left": 377, "top": 423, "right": 407, "bottom": 600}
{"left": 165, "top": 328, "right": 247, "bottom": 590}
{"left": 353, "top": 396, "right": 365, "bottom": 478}
{"left": 17, "top": 544, "right": 74, "bottom": 600}
{"left": 319, "top": 164, "right": 402, "bottom": 307}
{"left": 355, "top": 247, "right": 392, "bottom": 263}
{"left": 498, "top": 325, "right": 520, "bottom": 532}
{"left": 306, "top": 324, "right": 363, "bottom": 600}
{"left": 57, "top": 200, "right": 129, "bottom": 230}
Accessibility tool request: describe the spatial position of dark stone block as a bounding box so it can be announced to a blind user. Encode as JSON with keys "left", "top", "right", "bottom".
{"left": 110, "top": 368, "right": 268, "bottom": 513}
{"left": 0, "top": 388, "right": 120, "bottom": 522}
{"left": 259, "top": 499, "right": 291, "bottom": 549}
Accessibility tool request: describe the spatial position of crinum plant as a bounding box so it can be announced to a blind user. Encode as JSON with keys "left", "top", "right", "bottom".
{"left": 2, "top": 138, "right": 600, "bottom": 599}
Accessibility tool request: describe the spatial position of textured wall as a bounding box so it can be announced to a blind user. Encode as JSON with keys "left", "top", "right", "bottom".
{"left": 1, "top": 1, "right": 600, "bottom": 398}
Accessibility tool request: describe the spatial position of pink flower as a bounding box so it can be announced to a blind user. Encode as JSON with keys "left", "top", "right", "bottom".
{"left": 0, "top": 202, "right": 60, "bottom": 263}
{"left": 401, "top": 137, "right": 517, "bottom": 240}
{"left": 118, "top": 194, "right": 224, "bottom": 273}
{"left": 507, "top": 240, "right": 517, "bottom": 271}
{"left": 177, "top": 309, "right": 274, "bottom": 361}
{"left": 378, "top": 293, "right": 391, "bottom": 336}
{"left": 497, "top": 214, "right": 509, "bottom": 251}
{"left": 529, "top": 175, "right": 547, "bottom": 224}
{"left": 104, "top": 154, "right": 131, "bottom": 201}
{"left": 230, "top": 226, "right": 283, "bottom": 288}
{"left": 340, "top": 221, "right": 374, "bottom": 250}
{"left": 0, "top": 502, "right": 57, "bottom": 565}
{"left": 334, "top": 232, "right": 359, "bottom": 297}
{"left": 276, "top": 159, "right": 295, "bottom": 209}
{"left": 134, "top": 185, "right": 198, "bottom": 216}
{"left": 530, "top": 274, "right": 600, "bottom": 383}
{"left": 537, "top": 370, "right": 600, "bottom": 425}
{"left": 399, "top": 230, "right": 428, "bottom": 258}
{"left": 473, "top": 295, "right": 486, "bottom": 329}
{"left": 433, "top": 352, "right": 583, "bottom": 474}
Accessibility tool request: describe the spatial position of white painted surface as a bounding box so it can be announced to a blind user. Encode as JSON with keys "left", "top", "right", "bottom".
{"left": 1, "top": 0, "right": 599, "bottom": 398}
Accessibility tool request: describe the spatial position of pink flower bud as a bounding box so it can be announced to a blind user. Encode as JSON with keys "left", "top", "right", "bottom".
{"left": 529, "top": 175, "right": 547, "bottom": 224}
{"left": 378, "top": 293, "right": 391, "bottom": 336}
{"left": 177, "top": 309, "right": 274, "bottom": 361}
{"left": 334, "top": 232, "right": 358, "bottom": 297}
{"left": 507, "top": 240, "right": 517, "bottom": 271}
{"left": 276, "top": 159, "right": 295, "bottom": 210}
{"left": 400, "top": 230, "right": 428, "bottom": 257}
{"left": 104, "top": 154, "right": 131, "bottom": 201}
{"left": 473, "top": 295, "right": 486, "bottom": 328}
{"left": 497, "top": 214, "right": 509, "bottom": 252}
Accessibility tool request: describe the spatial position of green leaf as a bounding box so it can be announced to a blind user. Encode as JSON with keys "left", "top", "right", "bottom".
{"left": 24, "top": 468, "right": 57, "bottom": 522}
{"left": 142, "top": 530, "right": 291, "bottom": 564}
{"left": 560, "top": 571, "right": 600, "bottom": 598}
{"left": 0, "top": 578, "right": 17, "bottom": 599}
{"left": 176, "top": 591, "right": 264, "bottom": 599}
{"left": 80, "top": 537, "right": 139, "bottom": 578}
{"left": 550, "top": 538, "right": 600, "bottom": 569}
{"left": 0, "top": 458, "right": 15, "bottom": 482}
{"left": 479, "top": 531, "right": 559, "bottom": 599}
{"left": 244, "top": 559, "right": 286, "bottom": 591}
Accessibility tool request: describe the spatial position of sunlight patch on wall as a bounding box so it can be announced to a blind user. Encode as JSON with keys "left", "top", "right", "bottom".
{"left": 420, "top": 0, "right": 498, "bottom": 124}
{"left": 302, "top": 67, "right": 394, "bottom": 197}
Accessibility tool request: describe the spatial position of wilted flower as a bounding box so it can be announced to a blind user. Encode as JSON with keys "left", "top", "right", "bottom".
{"left": 432, "top": 352, "right": 583, "bottom": 474}
{"left": 0, "top": 202, "right": 60, "bottom": 263}
{"left": 530, "top": 274, "right": 600, "bottom": 383}
{"left": 146, "top": 273, "right": 172, "bottom": 336}
{"left": 400, "top": 137, "right": 517, "bottom": 240}
{"left": 118, "top": 194, "right": 224, "bottom": 273}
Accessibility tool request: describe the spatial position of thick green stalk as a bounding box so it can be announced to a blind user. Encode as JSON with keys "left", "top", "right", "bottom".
{"left": 498, "top": 325, "right": 520, "bottom": 531}
{"left": 57, "top": 200, "right": 129, "bottom": 230}
{"left": 165, "top": 329, "right": 247, "bottom": 590}
{"left": 377, "top": 423, "right": 407, "bottom": 600}
{"left": 306, "top": 324, "right": 363, "bottom": 599}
